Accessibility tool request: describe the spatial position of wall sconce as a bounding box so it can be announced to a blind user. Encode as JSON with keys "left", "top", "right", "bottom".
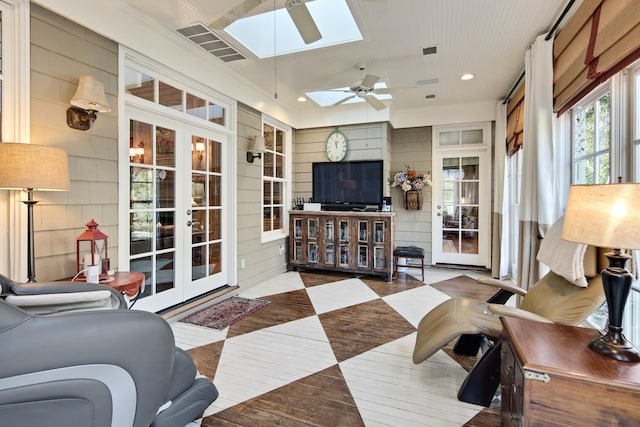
{"left": 247, "top": 135, "right": 266, "bottom": 163}
{"left": 129, "top": 142, "right": 145, "bottom": 163}
{"left": 66, "top": 75, "right": 112, "bottom": 131}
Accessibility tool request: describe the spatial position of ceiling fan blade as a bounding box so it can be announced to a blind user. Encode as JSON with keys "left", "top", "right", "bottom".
{"left": 330, "top": 94, "right": 357, "bottom": 108}
{"left": 210, "top": 0, "right": 264, "bottom": 29}
{"left": 286, "top": 0, "right": 322, "bottom": 44}
{"left": 365, "top": 94, "right": 386, "bottom": 111}
{"left": 360, "top": 74, "right": 380, "bottom": 89}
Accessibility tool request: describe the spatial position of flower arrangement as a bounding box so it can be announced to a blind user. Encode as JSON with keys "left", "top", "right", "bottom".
{"left": 392, "top": 165, "right": 432, "bottom": 192}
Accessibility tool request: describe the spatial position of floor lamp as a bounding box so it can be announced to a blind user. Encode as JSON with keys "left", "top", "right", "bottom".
{"left": 562, "top": 183, "right": 640, "bottom": 362}
{"left": 0, "top": 143, "right": 70, "bottom": 282}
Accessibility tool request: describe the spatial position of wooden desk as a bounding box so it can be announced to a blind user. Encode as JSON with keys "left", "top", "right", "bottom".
{"left": 100, "top": 272, "right": 145, "bottom": 298}
{"left": 500, "top": 317, "right": 640, "bottom": 426}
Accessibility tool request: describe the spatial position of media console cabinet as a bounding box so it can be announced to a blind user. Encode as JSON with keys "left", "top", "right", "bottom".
{"left": 288, "top": 211, "right": 395, "bottom": 282}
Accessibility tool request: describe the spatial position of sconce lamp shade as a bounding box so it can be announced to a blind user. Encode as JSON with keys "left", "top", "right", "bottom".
{"left": 252, "top": 135, "right": 266, "bottom": 153}
{"left": 0, "top": 143, "right": 70, "bottom": 191}
{"left": 70, "top": 75, "right": 112, "bottom": 113}
{"left": 562, "top": 183, "right": 640, "bottom": 250}
{"left": 246, "top": 135, "right": 266, "bottom": 163}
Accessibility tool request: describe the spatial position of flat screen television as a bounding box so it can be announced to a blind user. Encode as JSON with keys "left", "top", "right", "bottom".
{"left": 312, "top": 160, "right": 383, "bottom": 209}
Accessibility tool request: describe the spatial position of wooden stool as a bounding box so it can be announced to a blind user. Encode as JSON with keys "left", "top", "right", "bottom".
{"left": 394, "top": 246, "right": 425, "bottom": 281}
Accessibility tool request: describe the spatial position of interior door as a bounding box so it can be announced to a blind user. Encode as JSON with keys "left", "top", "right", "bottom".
{"left": 432, "top": 125, "right": 491, "bottom": 267}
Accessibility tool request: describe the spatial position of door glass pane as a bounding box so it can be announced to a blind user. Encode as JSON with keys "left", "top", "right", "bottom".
{"left": 156, "top": 252, "right": 175, "bottom": 293}
{"left": 209, "top": 139, "right": 221, "bottom": 173}
{"left": 192, "top": 136, "right": 206, "bottom": 171}
{"left": 209, "top": 242, "right": 221, "bottom": 274}
{"left": 157, "top": 170, "right": 174, "bottom": 208}
{"left": 191, "top": 134, "right": 223, "bottom": 282}
{"left": 441, "top": 155, "right": 479, "bottom": 255}
{"left": 156, "top": 127, "right": 175, "bottom": 167}
{"left": 129, "top": 119, "right": 177, "bottom": 298}
{"left": 209, "top": 209, "right": 221, "bottom": 241}
{"left": 209, "top": 175, "right": 221, "bottom": 206}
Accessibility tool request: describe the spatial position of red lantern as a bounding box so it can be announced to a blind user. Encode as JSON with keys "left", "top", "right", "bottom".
{"left": 76, "top": 219, "right": 109, "bottom": 281}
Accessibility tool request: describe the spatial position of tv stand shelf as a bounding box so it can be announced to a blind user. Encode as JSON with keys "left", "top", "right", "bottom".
{"left": 288, "top": 210, "right": 395, "bottom": 282}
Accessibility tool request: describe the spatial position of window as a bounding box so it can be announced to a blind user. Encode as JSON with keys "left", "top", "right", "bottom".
{"left": 262, "top": 121, "right": 289, "bottom": 240}
{"left": 571, "top": 88, "right": 611, "bottom": 184}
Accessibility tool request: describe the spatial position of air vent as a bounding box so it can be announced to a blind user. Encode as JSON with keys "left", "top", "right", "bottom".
{"left": 422, "top": 46, "right": 437, "bottom": 56}
{"left": 177, "top": 23, "right": 246, "bottom": 63}
{"left": 425, "top": 94, "right": 436, "bottom": 99}
{"left": 417, "top": 78, "right": 439, "bottom": 86}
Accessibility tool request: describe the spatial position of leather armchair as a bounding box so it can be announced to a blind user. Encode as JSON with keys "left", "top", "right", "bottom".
{"left": 0, "top": 300, "right": 218, "bottom": 427}
{"left": 412, "top": 246, "right": 607, "bottom": 406}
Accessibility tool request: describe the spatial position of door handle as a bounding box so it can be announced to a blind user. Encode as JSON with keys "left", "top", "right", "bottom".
{"left": 437, "top": 212, "right": 442, "bottom": 216}
{"left": 186, "top": 209, "right": 192, "bottom": 215}
{"left": 186, "top": 220, "right": 192, "bottom": 226}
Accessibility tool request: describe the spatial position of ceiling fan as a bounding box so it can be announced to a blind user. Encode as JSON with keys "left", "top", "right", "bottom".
{"left": 327, "top": 70, "right": 410, "bottom": 111}
{"left": 210, "top": 0, "right": 321, "bottom": 45}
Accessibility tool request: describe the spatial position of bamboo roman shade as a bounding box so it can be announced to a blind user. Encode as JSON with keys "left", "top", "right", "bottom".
{"left": 506, "top": 83, "right": 525, "bottom": 156}
{"left": 553, "top": 0, "right": 640, "bottom": 115}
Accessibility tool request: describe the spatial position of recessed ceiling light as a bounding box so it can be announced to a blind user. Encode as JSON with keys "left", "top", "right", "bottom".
{"left": 460, "top": 73, "right": 475, "bottom": 81}
{"left": 297, "top": 96, "right": 307, "bottom": 102}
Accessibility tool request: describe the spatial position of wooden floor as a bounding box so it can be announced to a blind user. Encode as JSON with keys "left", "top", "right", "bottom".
{"left": 170, "top": 268, "right": 503, "bottom": 426}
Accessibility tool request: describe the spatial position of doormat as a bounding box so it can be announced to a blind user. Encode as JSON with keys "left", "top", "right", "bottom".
{"left": 179, "top": 296, "right": 270, "bottom": 330}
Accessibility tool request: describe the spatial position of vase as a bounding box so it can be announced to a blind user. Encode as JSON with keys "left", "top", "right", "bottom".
{"left": 403, "top": 190, "right": 423, "bottom": 210}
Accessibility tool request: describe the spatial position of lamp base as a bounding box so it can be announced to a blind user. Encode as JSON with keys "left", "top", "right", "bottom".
{"left": 589, "top": 325, "right": 640, "bottom": 362}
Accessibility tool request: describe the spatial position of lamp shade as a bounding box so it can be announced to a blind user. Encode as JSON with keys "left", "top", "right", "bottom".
{"left": 0, "top": 143, "right": 70, "bottom": 191}
{"left": 562, "top": 183, "right": 640, "bottom": 250}
{"left": 70, "top": 75, "right": 112, "bottom": 112}
{"left": 252, "top": 135, "right": 266, "bottom": 153}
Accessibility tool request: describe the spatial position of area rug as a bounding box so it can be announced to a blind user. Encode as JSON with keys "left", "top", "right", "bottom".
{"left": 180, "top": 296, "right": 270, "bottom": 330}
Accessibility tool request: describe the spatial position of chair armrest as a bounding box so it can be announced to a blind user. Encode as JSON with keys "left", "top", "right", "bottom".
{"left": 476, "top": 278, "right": 527, "bottom": 297}
{"left": 487, "top": 304, "right": 553, "bottom": 323}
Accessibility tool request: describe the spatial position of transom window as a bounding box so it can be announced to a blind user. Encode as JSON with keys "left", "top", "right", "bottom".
{"left": 124, "top": 66, "right": 226, "bottom": 127}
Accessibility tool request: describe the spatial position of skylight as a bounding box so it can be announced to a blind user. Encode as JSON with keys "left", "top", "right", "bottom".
{"left": 305, "top": 83, "right": 392, "bottom": 108}
{"left": 225, "top": 0, "right": 362, "bottom": 58}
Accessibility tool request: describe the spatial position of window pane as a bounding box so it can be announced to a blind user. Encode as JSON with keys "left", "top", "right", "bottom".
{"left": 130, "top": 213, "right": 152, "bottom": 255}
{"left": 186, "top": 93, "right": 206, "bottom": 119}
{"left": 273, "top": 182, "right": 282, "bottom": 204}
{"left": 208, "top": 103, "right": 225, "bottom": 126}
{"left": 263, "top": 206, "right": 272, "bottom": 232}
{"left": 158, "top": 81, "right": 182, "bottom": 110}
{"left": 156, "top": 212, "right": 174, "bottom": 250}
{"left": 275, "top": 153, "right": 284, "bottom": 178}
{"left": 596, "top": 93, "right": 610, "bottom": 151}
{"left": 461, "top": 129, "right": 482, "bottom": 145}
{"left": 209, "top": 175, "right": 221, "bottom": 206}
{"left": 130, "top": 167, "right": 153, "bottom": 209}
{"left": 264, "top": 181, "right": 272, "bottom": 204}
{"left": 440, "top": 131, "right": 459, "bottom": 146}
{"left": 192, "top": 174, "right": 205, "bottom": 207}
{"left": 264, "top": 124, "right": 275, "bottom": 150}
{"left": 276, "top": 128, "right": 284, "bottom": 153}
{"left": 125, "top": 67, "right": 154, "bottom": 101}
{"left": 209, "top": 209, "right": 221, "bottom": 241}
{"left": 156, "top": 252, "right": 175, "bottom": 293}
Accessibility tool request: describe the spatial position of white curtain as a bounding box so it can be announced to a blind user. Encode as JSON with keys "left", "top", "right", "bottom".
{"left": 492, "top": 101, "right": 510, "bottom": 279}
{"left": 517, "top": 34, "right": 562, "bottom": 290}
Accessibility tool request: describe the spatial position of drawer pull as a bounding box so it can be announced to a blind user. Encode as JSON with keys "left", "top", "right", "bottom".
{"left": 524, "top": 369, "right": 550, "bottom": 383}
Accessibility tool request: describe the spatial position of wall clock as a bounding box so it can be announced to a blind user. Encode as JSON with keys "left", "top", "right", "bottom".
{"left": 326, "top": 130, "right": 348, "bottom": 162}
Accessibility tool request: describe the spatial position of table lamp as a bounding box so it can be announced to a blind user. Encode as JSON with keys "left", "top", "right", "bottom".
{"left": 0, "top": 143, "right": 70, "bottom": 282}
{"left": 562, "top": 183, "right": 640, "bottom": 362}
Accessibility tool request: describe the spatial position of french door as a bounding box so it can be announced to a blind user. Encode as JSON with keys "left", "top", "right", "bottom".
{"left": 432, "top": 124, "right": 491, "bottom": 267}
{"left": 125, "top": 109, "right": 228, "bottom": 311}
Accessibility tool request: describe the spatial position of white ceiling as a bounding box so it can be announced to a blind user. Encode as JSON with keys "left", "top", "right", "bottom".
{"left": 119, "top": 0, "right": 571, "bottom": 116}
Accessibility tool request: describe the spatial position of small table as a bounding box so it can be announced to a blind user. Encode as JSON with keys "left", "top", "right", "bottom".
{"left": 100, "top": 272, "right": 145, "bottom": 299}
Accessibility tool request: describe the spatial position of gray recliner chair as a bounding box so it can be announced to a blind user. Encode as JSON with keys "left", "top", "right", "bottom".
{"left": 0, "top": 273, "right": 127, "bottom": 314}
{"left": 0, "top": 299, "right": 219, "bottom": 427}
